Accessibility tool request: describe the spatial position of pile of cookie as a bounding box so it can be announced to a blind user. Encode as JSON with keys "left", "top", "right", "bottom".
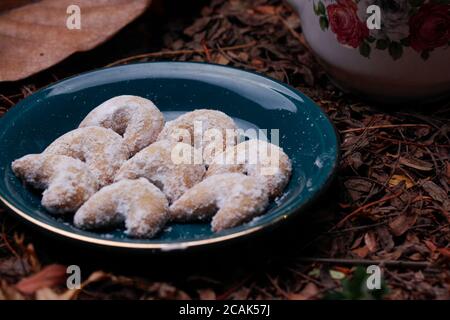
{"left": 12, "top": 95, "right": 292, "bottom": 238}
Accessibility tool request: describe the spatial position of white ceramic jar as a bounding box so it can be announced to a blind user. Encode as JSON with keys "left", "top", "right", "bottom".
{"left": 287, "top": 0, "right": 450, "bottom": 103}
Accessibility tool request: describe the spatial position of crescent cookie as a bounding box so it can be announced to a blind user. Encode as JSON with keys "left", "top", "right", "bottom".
{"left": 11, "top": 154, "right": 98, "bottom": 214}
{"left": 157, "top": 109, "right": 238, "bottom": 164}
{"left": 79, "top": 95, "right": 164, "bottom": 156}
{"left": 74, "top": 178, "right": 169, "bottom": 238}
{"left": 115, "top": 140, "right": 205, "bottom": 203}
{"left": 169, "top": 173, "right": 269, "bottom": 232}
{"left": 207, "top": 139, "right": 292, "bottom": 198}
{"left": 43, "top": 127, "right": 129, "bottom": 187}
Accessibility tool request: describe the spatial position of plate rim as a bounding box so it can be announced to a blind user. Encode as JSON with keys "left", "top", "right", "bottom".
{"left": 0, "top": 61, "right": 340, "bottom": 251}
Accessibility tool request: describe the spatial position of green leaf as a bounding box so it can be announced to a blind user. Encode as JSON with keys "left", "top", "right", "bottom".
{"left": 330, "top": 270, "right": 346, "bottom": 280}
{"left": 376, "top": 39, "right": 389, "bottom": 50}
{"left": 319, "top": 16, "right": 329, "bottom": 30}
{"left": 389, "top": 42, "right": 403, "bottom": 60}
{"left": 359, "top": 42, "right": 371, "bottom": 58}
{"left": 308, "top": 268, "right": 321, "bottom": 278}
{"left": 324, "top": 267, "right": 389, "bottom": 300}
{"left": 313, "top": 2, "right": 320, "bottom": 15}
{"left": 317, "top": 1, "right": 326, "bottom": 15}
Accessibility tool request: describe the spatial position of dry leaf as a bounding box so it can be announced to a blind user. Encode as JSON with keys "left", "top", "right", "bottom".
{"left": 15, "top": 264, "right": 67, "bottom": 295}
{"left": 389, "top": 211, "right": 418, "bottom": 236}
{"left": 364, "top": 231, "right": 378, "bottom": 252}
{"left": 438, "top": 248, "right": 450, "bottom": 259}
{"left": 352, "top": 246, "right": 369, "bottom": 258}
{"left": 0, "top": 280, "right": 25, "bottom": 300}
{"left": 288, "top": 283, "right": 319, "bottom": 300}
{"left": 399, "top": 157, "right": 433, "bottom": 171}
{"left": 0, "top": 257, "right": 30, "bottom": 277}
{"left": 254, "top": 5, "right": 277, "bottom": 15}
{"left": 35, "top": 287, "right": 65, "bottom": 300}
{"left": 389, "top": 174, "right": 414, "bottom": 189}
{"left": 408, "top": 253, "right": 424, "bottom": 261}
{"left": 215, "top": 54, "right": 230, "bottom": 65}
{"left": 228, "top": 287, "right": 250, "bottom": 300}
{"left": 445, "top": 161, "right": 450, "bottom": 183}
{"left": 421, "top": 181, "right": 448, "bottom": 203}
{"left": 0, "top": 0, "right": 151, "bottom": 81}
{"left": 197, "top": 288, "right": 216, "bottom": 300}
{"left": 148, "top": 282, "right": 191, "bottom": 300}
{"left": 0, "top": 0, "right": 33, "bottom": 13}
{"left": 423, "top": 239, "right": 437, "bottom": 252}
{"left": 55, "top": 270, "right": 110, "bottom": 300}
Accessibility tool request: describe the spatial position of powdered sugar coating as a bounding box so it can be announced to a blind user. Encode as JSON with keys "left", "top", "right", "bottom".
{"left": 43, "top": 127, "right": 129, "bottom": 187}
{"left": 115, "top": 140, "right": 205, "bottom": 203}
{"left": 207, "top": 139, "right": 292, "bottom": 198}
{"left": 157, "top": 109, "right": 238, "bottom": 164}
{"left": 74, "top": 178, "right": 169, "bottom": 238}
{"left": 79, "top": 95, "right": 164, "bottom": 156}
{"left": 169, "top": 173, "right": 269, "bottom": 232}
{"left": 11, "top": 154, "right": 99, "bottom": 214}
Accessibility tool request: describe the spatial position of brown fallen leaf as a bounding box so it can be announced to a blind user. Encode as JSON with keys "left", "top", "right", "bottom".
{"left": 0, "top": 0, "right": 152, "bottom": 82}
{"left": 389, "top": 211, "right": 418, "bottom": 237}
{"left": 254, "top": 5, "right": 277, "bottom": 15}
{"left": 438, "top": 248, "right": 450, "bottom": 259}
{"left": 352, "top": 246, "right": 369, "bottom": 258}
{"left": 389, "top": 174, "right": 414, "bottom": 189}
{"left": 408, "top": 253, "right": 424, "bottom": 261}
{"left": 197, "top": 288, "right": 216, "bottom": 300}
{"left": 364, "top": 231, "right": 378, "bottom": 253}
{"left": 0, "top": 257, "right": 30, "bottom": 278}
{"left": 228, "top": 287, "right": 251, "bottom": 300}
{"left": 35, "top": 287, "right": 65, "bottom": 300}
{"left": 399, "top": 156, "right": 433, "bottom": 172}
{"left": 0, "top": 280, "right": 25, "bottom": 300}
{"left": 421, "top": 180, "right": 448, "bottom": 203}
{"left": 288, "top": 283, "right": 319, "bottom": 300}
{"left": 214, "top": 54, "right": 230, "bottom": 65}
{"left": 423, "top": 239, "right": 437, "bottom": 252}
{"left": 445, "top": 161, "right": 450, "bottom": 183}
{"left": 15, "top": 264, "right": 67, "bottom": 295}
{"left": 0, "top": 0, "right": 32, "bottom": 13}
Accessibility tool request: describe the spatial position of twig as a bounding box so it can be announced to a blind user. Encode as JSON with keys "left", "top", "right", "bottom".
{"left": 296, "top": 257, "right": 431, "bottom": 269}
{"left": 377, "top": 136, "right": 450, "bottom": 148}
{"left": 1, "top": 224, "right": 20, "bottom": 260}
{"left": 340, "top": 124, "right": 431, "bottom": 134}
{"left": 277, "top": 14, "right": 309, "bottom": 49}
{"left": 201, "top": 39, "right": 212, "bottom": 62}
{"left": 216, "top": 276, "right": 251, "bottom": 300}
{"left": 288, "top": 268, "right": 325, "bottom": 288}
{"left": 105, "top": 42, "right": 257, "bottom": 67}
{"left": 266, "top": 275, "right": 289, "bottom": 299}
{"left": 333, "top": 191, "right": 403, "bottom": 229}
{"left": 0, "top": 94, "right": 15, "bottom": 106}
{"left": 326, "top": 221, "right": 388, "bottom": 235}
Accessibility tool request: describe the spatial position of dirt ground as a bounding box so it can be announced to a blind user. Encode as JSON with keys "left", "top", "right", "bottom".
{"left": 0, "top": 0, "right": 449, "bottom": 300}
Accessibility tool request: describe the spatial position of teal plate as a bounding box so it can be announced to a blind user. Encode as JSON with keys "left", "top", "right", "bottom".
{"left": 0, "top": 62, "right": 339, "bottom": 251}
